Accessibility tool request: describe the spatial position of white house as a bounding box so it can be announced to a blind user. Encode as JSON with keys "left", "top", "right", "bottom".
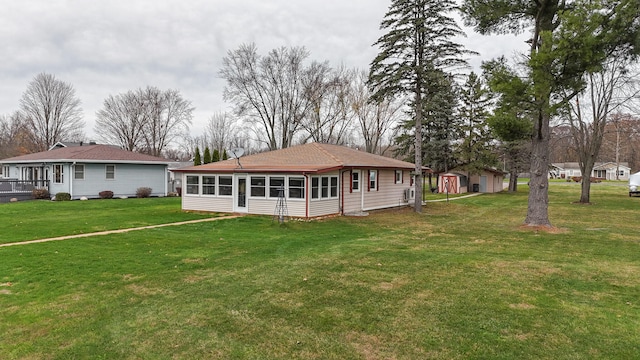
{"left": 0, "top": 144, "right": 170, "bottom": 200}
{"left": 551, "top": 162, "right": 631, "bottom": 181}
{"left": 172, "top": 143, "right": 425, "bottom": 218}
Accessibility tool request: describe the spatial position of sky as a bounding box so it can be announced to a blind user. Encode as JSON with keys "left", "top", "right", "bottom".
{"left": 1, "top": 0, "right": 529, "bottom": 140}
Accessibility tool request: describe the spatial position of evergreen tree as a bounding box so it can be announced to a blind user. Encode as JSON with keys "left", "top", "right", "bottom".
{"left": 212, "top": 149, "right": 220, "bottom": 162}
{"left": 222, "top": 149, "right": 229, "bottom": 160}
{"left": 457, "top": 72, "right": 497, "bottom": 174}
{"left": 462, "top": 0, "right": 640, "bottom": 227}
{"left": 193, "top": 147, "right": 202, "bottom": 166}
{"left": 203, "top": 147, "right": 212, "bottom": 164}
{"left": 369, "top": 0, "right": 472, "bottom": 212}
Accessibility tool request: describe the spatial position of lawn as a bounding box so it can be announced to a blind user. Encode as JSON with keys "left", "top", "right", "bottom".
{"left": 1, "top": 184, "right": 638, "bottom": 359}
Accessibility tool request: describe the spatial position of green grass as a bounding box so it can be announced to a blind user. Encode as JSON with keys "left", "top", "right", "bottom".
{"left": 1, "top": 185, "right": 639, "bottom": 359}
{"left": 0, "top": 197, "right": 215, "bottom": 244}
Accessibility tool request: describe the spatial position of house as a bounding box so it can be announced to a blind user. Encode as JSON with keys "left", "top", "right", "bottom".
{"left": 172, "top": 143, "right": 425, "bottom": 218}
{"left": 0, "top": 144, "right": 170, "bottom": 201}
{"left": 438, "top": 168, "right": 505, "bottom": 194}
{"left": 551, "top": 162, "right": 631, "bottom": 181}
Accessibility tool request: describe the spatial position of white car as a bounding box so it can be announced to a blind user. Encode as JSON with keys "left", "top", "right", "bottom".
{"left": 630, "top": 171, "right": 640, "bottom": 197}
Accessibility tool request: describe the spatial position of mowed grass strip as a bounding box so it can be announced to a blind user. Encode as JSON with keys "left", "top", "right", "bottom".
{"left": 1, "top": 183, "right": 639, "bottom": 359}
{"left": 0, "top": 197, "right": 216, "bottom": 244}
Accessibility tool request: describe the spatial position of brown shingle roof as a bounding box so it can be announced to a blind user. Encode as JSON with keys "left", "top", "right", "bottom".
{"left": 1, "top": 145, "right": 169, "bottom": 164}
{"left": 174, "top": 143, "right": 420, "bottom": 174}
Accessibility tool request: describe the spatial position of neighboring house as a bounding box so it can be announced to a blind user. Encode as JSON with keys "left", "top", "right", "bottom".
{"left": 551, "top": 162, "right": 631, "bottom": 181}
{"left": 172, "top": 143, "right": 425, "bottom": 218}
{"left": 438, "top": 168, "right": 505, "bottom": 194}
{"left": 0, "top": 144, "right": 170, "bottom": 200}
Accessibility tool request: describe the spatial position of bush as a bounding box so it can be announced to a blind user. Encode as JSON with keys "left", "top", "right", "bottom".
{"left": 55, "top": 192, "right": 71, "bottom": 201}
{"left": 99, "top": 190, "right": 114, "bottom": 199}
{"left": 167, "top": 191, "right": 179, "bottom": 197}
{"left": 136, "top": 187, "right": 152, "bottom": 198}
{"left": 32, "top": 188, "right": 50, "bottom": 200}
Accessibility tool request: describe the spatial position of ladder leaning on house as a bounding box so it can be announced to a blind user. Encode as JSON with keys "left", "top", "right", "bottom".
{"left": 273, "top": 185, "right": 288, "bottom": 224}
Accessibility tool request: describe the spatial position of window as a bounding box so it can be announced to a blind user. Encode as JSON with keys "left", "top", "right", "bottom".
{"left": 186, "top": 175, "right": 199, "bottom": 195}
{"left": 251, "top": 176, "right": 266, "bottom": 197}
{"left": 312, "top": 175, "right": 338, "bottom": 200}
{"left": 3, "top": 165, "right": 9, "bottom": 178}
{"left": 311, "top": 177, "right": 319, "bottom": 199}
{"left": 202, "top": 176, "right": 216, "bottom": 195}
{"left": 351, "top": 171, "right": 360, "bottom": 192}
{"left": 54, "top": 164, "right": 64, "bottom": 184}
{"left": 106, "top": 165, "right": 115, "bottom": 179}
{"left": 395, "top": 170, "right": 402, "bottom": 184}
{"left": 269, "top": 177, "right": 285, "bottom": 198}
{"left": 619, "top": 170, "right": 625, "bottom": 177}
{"left": 74, "top": 164, "right": 85, "bottom": 180}
{"left": 219, "top": 176, "right": 233, "bottom": 196}
{"left": 288, "top": 177, "right": 305, "bottom": 199}
{"left": 369, "top": 170, "right": 377, "bottom": 191}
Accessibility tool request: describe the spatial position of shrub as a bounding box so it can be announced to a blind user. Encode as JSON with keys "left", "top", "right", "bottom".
{"left": 55, "top": 192, "right": 71, "bottom": 201}
{"left": 167, "top": 191, "right": 179, "bottom": 197}
{"left": 99, "top": 190, "right": 114, "bottom": 199}
{"left": 571, "top": 176, "right": 582, "bottom": 183}
{"left": 136, "top": 187, "right": 152, "bottom": 198}
{"left": 32, "top": 188, "right": 50, "bottom": 200}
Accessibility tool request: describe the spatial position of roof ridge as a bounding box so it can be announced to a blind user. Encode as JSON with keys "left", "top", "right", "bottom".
{"left": 313, "top": 143, "right": 342, "bottom": 164}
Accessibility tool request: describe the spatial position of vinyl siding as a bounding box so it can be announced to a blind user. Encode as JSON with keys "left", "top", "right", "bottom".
{"left": 342, "top": 170, "right": 362, "bottom": 213}
{"left": 182, "top": 195, "right": 234, "bottom": 213}
{"left": 308, "top": 198, "right": 340, "bottom": 217}
{"left": 71, "top": 163, "right": 167, "bottom": 199}
{"left": 247, "top": 198, "right": 307, "bottom": 217}
{"left": 363, "top": 169, "right": 409, "bottom": 210}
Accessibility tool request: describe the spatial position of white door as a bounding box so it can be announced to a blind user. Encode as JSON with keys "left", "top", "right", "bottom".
{"left": 234, "top": 175, "right": 248, "bottom": 213}
{"left": 479, "top": 176, "right": 487, "bottom": 193}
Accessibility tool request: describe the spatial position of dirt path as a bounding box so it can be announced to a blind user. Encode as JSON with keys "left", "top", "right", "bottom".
{"left": 0, "top": 215, "right": 241, "bottom": 248}
{"left": 425, "top": 192, "right": 483, "bottom": 202}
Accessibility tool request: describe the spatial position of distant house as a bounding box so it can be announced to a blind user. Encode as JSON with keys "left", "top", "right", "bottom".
{"left": 0, "top": 144, "right": 170, "bottom": 201}
{"left": 437, "top": 168, "right": 506, "bottom": 194}
{"left": 551, "top": 162, "right": 631, "bottom": 181}
{"left": 172, "top": 143, "right": 425, "bottom": 218}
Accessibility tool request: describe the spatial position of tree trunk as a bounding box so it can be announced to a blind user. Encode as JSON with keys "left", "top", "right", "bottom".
{"left": 525, "top": 112, "right": 551, "bottom": 227}
{"left": 508, "top": 169, "right": 518, "bottom": 192}
{"left": 580, "top": 177, "right": 592, "bottom": 203}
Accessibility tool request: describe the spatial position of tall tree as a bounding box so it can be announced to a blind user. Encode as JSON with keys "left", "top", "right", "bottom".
{"left": 19, "top": 73, "right": 84, "bottom": 151}
{"left": 203, "top": 147, "right": 212, "bottom": 164}
{"left": 462, "top": 0, "right": 640, "bottom": 227}
{"left": 220, "top": 44, "right": 316, "bottom": 150}
{"left": 483, "top": 57, "right": 534, "bottom": 192}
{"left": 95, "top": 86, "right": 194, "bottom": 156}
{"left": 0, "top": 112, "right": 35, "bottom": 158}
{"left": 564, "top": 57, "right": 639, "bottom": 203}
{"left": 351, "top": 71, "right": 403, "bottom": 154}
{"left": 193, "top": 147, "right": 202, "bottom": 166}
{"left": 205, "top": 111, "right": 237, "bottom": 157}
{"left": 369, "top": 0, "right": 472, "bottom": 212}
{"left": 458, "top": 72, "right": 497, "bottom": 173}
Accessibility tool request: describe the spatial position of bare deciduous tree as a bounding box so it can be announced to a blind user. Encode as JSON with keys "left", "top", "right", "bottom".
{"left": 221, "top": 43, "right": 317, "bottom": 150}
{"left": 95, "top": 86, "right": 194, "bottom": 156}
{"left": 205, "top": 111, "right": 238, "bottom": 156}
{"left": 0, "top": 112, "right": 35, "bottom": 158}
{"left": 19, "top": 73, "right": 84, "bottom": 151}
{"left": 351, "top": 71, "right": 402, "bottom": 154}
{"left": 565, "top": 58, "right": 639, "bottom": 203}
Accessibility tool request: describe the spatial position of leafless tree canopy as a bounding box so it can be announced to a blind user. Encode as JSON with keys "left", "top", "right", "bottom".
{"left": 95, "top": 86, "right": 194, "bottom": 157}
{"left": 205, "top": 111, "right": 237, "bottom": 155}
{"left": 19, "top": 73, "right": 84, "bottom": 151}
{"left": 0, "top": 112, "right": 35, "bottom": 158}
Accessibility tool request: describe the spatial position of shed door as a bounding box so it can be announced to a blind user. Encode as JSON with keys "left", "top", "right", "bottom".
{"left": 479, "top": 176, "right": 487, "bottom": 193}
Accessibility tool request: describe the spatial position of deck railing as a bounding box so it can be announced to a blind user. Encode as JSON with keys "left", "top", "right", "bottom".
{"left": 0, "top": 179, "right": 50, "bottom": 193}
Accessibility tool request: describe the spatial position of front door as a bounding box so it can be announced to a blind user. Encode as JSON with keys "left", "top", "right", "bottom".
{"left": 479, "top": 176, "right": 487, "bottom": 193}
{"left": 235, "top": 175, "right": 248, "bottom": 212}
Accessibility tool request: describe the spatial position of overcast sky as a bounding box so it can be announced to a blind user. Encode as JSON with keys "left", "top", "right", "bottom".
{"left": 1, "top": 0, "right": 529, "bottom": 139}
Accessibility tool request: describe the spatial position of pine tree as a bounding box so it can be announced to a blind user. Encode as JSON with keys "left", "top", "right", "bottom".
{"left": 203, "top": 147, "right": 212, "bottom": 164}
{"left": 193, "top": 147, "right": 202, "bottom": 166}
{"left": 222, "top": 149, "right": 229, "bottom": 160}
{"left": 457, "top": 72, "right": 497, "bottom": 174}
{"left": 369, "top": 0, "right": 472, "bottom": 212}
{"left": 212, "top": 149, "right": 220, "bottom": 162}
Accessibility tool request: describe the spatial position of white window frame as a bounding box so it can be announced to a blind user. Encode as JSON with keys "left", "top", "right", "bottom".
{"left": 202, "top": 176, "right": 216, "bottom": 195}
{"left": 53, "top": 164, "right": 64, "bottom": 184}
{"left": 288, "top": 176, "right": 305, "bottom": 200}
{"left": 74, "top": 164, "right": 85, "bottom": 180}
{"left": 269, "top": 176, "right": 286, "bottom": 198}
{"left": 105, "top": 164, "right": 116, "bottom": 180}
{"left": 351, "top": 171, "right": 360, "bottom": 192}
{"left": 311, "top": 175, "right": 339, "bottom": 200}
{"left": 186, "top": 175, "right": 200, "bottom": 195}
{"left": 395, "top": 170, "right": 402, "bottom": 184}
{"left": 369, "top": 170, "right": 378, "bottom": 191}
{"left": 218, "top": 176, "right": 233, "bottom": 197}
{"left": 250, "top": 176, "right": 266, "bottom": 198}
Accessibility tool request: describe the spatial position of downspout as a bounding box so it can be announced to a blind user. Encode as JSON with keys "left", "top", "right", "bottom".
{"left": 164, "top": 164, "right": 168, "bottom": 196}
{"left": 70, "top": 162, "right": 75, "bottom": 199}
{"left": 305, "top": 173, "right": 309, "bottom": 218}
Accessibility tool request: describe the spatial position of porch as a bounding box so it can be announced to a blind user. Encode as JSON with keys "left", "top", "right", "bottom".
{"left": 0, "top": 179, "right": 50, "bottom": 203}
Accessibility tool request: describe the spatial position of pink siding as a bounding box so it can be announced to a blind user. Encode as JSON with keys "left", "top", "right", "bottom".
{"left": 362, "top": 170, "right": 409, "bottom": 211}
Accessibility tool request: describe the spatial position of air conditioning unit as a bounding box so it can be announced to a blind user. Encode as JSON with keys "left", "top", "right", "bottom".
{"left": 404, "top": 188, "right": 415, "bottom": 201}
